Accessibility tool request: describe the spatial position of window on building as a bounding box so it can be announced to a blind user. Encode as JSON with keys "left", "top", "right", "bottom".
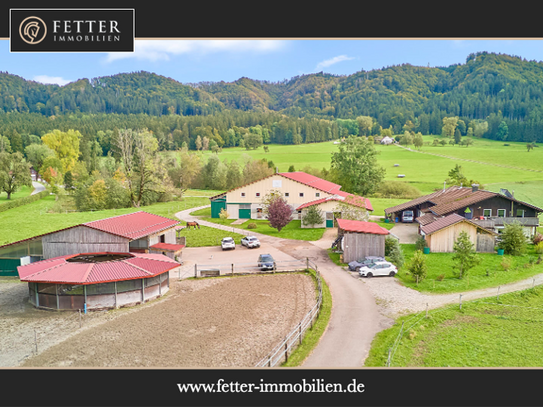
{"left": 299, "top": 192, "right": 304, "bottom": 197}
{"left": 159, "top": 234, "right": 165, "bottom": 243}
{"left": 241, "top": 192, "right": 246, "bottom": 197}
{"left": 483, "top": 209, "right": 492, "bottom": 217}
{"left": 497, "top": 209, "right": 506, "bottom": 218}
{"left": 285, "top": 193, "right": 290, "bottom": 197}
{"left": 256, "top": 193, "right": 260, "bottom": 197}
{"left": 517, "top": 209, "right": 525, "bottom": 217}
{"left": 316, "top": 193, "right": 320, "bottom": 197}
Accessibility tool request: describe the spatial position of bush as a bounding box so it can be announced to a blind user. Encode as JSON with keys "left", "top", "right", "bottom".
{"left": 0, "top": 189, "right": 49, "bottom": 213}
{"left": 415, "top": 236, "right": 427, "bottom": 251}
{"left": 499, "top": 222, "right": 528, "bottom": 256}
{"left": 247, "top": 223, "right": 257, "bottom": 229}
{"left": 406, "top": 250, "right": 427, "bottom": 283}
{"left": 533, "top": 233, "right": 543, "bottom": 245}
{"left": 375, "top": 181, "right": 421, "bottom": 199}
{"left": 535, "top": 242, "right": 543, "bottom": 255}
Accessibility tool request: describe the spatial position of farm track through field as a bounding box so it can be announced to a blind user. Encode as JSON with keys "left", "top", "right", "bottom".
{"left": 395, "top": 144, "right": 543, "bottom": 173}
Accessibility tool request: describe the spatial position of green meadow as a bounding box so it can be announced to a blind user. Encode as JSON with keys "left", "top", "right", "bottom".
{"left": 364, "top": 285, "right": 543, "bottom": 367}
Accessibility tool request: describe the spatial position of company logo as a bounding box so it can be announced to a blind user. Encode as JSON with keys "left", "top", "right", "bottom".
{"left": 19, "top": 16, "right": 47, "bottom": 44}
{"left": 10, "top": 9, "right": 134, "bottom": 53}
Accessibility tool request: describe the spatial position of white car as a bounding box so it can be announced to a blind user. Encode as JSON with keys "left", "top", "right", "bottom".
{"left": 358, "top": 261, "right": 397, "bottom": 278}
{"left": 221, "top": 237, "right": 236, "bottom": 250}
{"left": 241, "top": 236, "right": 260, "bottom": 249}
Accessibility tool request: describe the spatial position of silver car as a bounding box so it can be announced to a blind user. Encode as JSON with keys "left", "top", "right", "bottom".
{"left": 241, "top": 236, "right": 260, "bottom": 249}
{"left": 221, "top": 237, "right": 236, "bottom": 250}
{"left": 358, "top": 261, "right": 397, "bottom": 278}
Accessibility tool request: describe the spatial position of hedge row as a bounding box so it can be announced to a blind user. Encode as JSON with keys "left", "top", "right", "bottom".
{"left": 0, "top": 189, "right": 50, "bottom": 213}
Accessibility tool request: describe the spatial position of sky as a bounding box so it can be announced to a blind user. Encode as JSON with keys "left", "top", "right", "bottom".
{"left": 3, "top": 39, "right": 543, "bottom": 86}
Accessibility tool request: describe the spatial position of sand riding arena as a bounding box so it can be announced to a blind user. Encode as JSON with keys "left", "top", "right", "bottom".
{"left": 0, "top": 271, "right": 317, "bottom": 368}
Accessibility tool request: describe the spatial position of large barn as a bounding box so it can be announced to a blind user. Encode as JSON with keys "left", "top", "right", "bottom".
{"left": 0, "top": 211, "right": 184, "bottom": 276}
{"left": 209, "top": 171, "right": 372, "bottom": 228}
{"left": 17, "top": 252, "right": 181, "bottom": 310}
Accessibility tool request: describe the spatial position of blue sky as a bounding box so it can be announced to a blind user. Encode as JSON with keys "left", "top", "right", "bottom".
{"left": 3, "top": 39, "right": 543, "bottom": 86}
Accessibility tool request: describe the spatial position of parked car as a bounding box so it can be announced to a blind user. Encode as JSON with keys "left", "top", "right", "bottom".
{"left": 358, "top": 261, "right": 397, "bottom": 278}
{"left": 241, "top": 235, "right": 261, "bottom": 248}
{"left": 402, "top": 210, "right": 414, "bottom": 223}
{"left": 221, "top": 237, "right": 236, "bottom": 250}
{"left": 257, "top": 254, "right": 276, "bottom": 271}
{"left": 348, "top": 256, "right": 385, "bottom": 271}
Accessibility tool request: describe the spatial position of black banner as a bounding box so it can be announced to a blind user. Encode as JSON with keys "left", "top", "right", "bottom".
{"left": 1, "top": 368, "right": 542, "bottom": 406}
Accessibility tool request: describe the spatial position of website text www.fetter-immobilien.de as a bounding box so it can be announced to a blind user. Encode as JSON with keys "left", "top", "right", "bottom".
{"left": 177, "top": 378, "right": 365, "bottom": 394}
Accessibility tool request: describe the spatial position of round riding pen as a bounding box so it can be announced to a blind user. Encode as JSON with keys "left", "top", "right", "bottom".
{"left": 17, "top": 252, "right": 181, "bottom": 311}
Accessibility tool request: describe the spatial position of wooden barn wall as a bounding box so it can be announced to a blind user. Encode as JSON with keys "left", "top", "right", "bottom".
{"left": 42, "top": 226, "right": 129, "bottom": 259}
{"left": 343, "top": 233, "right": 385, "bottom": 263}
{"left": 427, "top": 223, "right": 478, "bottom": 253}
{"left": 148, "top": 228, "right": 177, "bottom": 246}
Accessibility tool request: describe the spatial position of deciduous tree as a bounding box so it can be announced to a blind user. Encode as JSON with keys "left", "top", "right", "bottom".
{"left": 330, "top": 135, "right": 385, "bottom": 196}
{"left": 0, "top": 152, "right": 32, "bottom": 199}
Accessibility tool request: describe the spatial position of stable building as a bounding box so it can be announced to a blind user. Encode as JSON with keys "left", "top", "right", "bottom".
{"left": 210, "top": 171, "right": 372, "bottom": 228}
{"left": 0, "top": 211, "right": 184, "bottom": 276}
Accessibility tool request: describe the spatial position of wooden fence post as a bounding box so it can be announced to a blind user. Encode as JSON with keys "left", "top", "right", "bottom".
{"left": 194, "top": 264, "right": 197, "bottom": 278}
{"left": 459, "top": 294, "right": 462, "bottom": 310}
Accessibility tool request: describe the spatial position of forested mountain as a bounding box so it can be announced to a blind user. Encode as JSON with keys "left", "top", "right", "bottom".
{"left": 2, "top": 51, "right": 543, "bottom": 143}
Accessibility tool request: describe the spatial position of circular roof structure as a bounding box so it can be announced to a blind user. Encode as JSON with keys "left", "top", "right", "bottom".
{"left": 17, "top": 252, "right": 180, "bottom": 285}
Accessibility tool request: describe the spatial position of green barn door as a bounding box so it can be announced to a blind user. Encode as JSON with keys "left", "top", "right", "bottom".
{"left": 0, "top": 259, "right": 21, "bottom": 276}
{"left": 239, "top": 204, "right": 251, "bottom": 219}
{"left": 325, "top": 212, "right": 334, "bottom": 228}
{"left": 211, "top": 198, "right": 226, "bottom": 218}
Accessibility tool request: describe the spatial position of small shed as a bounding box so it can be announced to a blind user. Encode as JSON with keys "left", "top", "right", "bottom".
{"left": 337, "top": 219, "right": 389, "bottom": 263}
{"left": 420, "top": 213, "right": 497, "bottom": 253}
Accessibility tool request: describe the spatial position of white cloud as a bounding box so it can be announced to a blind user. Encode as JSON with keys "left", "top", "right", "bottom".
{"left": 315, "top": 55, "right": 355, "bottom": 71}
{"left": 104, "top": 39, "right": 286, "bottom": 63}
{"left": 33, "top": 75, "right": 72, "bottom": 86}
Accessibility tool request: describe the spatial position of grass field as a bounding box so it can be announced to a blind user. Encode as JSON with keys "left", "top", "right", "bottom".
{"left": 396, "top": 244, "right": 543, "bottom": 294}
{"left": 189, "top": 207, "right": 326, "bottom": 241}
{"left": 364, "top": 285, "right": 543, "bottom": 367}
{"left": 0, "top": 194, "right": 211, "bottom": 246}
{"left": 0, "top": 185, "right": 33, "bottom": 204}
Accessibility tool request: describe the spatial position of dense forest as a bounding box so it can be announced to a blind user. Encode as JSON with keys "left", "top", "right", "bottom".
{"left": 2, "top": 52, "right": 543, "bottom": 146}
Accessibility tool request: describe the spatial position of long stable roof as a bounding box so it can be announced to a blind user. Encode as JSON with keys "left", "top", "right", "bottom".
{"left": 17, "top": 252, "right": 180, "bottom": 285}
{"left": 385, "top": 186, "right": 543, "bottom": 216}
{"left": 83, "top": 211, "right": 180, "bottom": 240}
{"left": 337, "top": 219, "right": 390, "bottom": 235}
{"left": 0, "top": 211, "right": 180, "bottom": 250}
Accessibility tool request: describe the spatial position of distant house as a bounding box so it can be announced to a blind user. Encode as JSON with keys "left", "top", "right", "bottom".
{"left": 0, "top": 211, "right": 184, "bottom": 276}
{"left": 336, "top": 219, "right": 390, "bottom": 263}
{"left": 380, "top": 136, "right": 394, "bottom": 145}
{"left": 385, "top": 184, "right": 542, "bottom": 238}
{"left": 420, "top": 213, "right": 498, "bottom": 253}
{"left": 209, "top": 171, "right": 372, "bottom": 228}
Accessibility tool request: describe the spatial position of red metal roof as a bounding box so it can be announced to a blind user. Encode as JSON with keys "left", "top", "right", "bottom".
{"left": 337, "top": 219, "right": 390, "bottom": 235}
{"left": 83, "top": 211, "right": 180, "bottom": 240}
{"left": 296, "top": 193, "right": 373, "bottom": 212}
{"left": 279, "top": 172, "right": 343, "bottom": 194}
{"left": 17, "top": 252, "right": 180, "bottom": 285}
{"left": 149, "top": 243, "right": 185, "bottom": 251}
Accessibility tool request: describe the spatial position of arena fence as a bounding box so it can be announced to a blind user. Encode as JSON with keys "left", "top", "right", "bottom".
{"left": 193, "top": 258, "right": 313, "bottom": 278}
{"left": 254, "top": 259, "right": 323, "bottom": 368}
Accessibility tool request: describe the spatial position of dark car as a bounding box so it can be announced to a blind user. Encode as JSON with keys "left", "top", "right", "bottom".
{"left": 258, "top": 254, "right": 276, "bottom": 271}
{"left": 348, "top": 256, "right": 385, "bottom": 271}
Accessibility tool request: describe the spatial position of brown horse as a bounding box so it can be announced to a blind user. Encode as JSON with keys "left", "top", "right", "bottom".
{"left": 186, "top": 221, "right": 200, "bottom": 230}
